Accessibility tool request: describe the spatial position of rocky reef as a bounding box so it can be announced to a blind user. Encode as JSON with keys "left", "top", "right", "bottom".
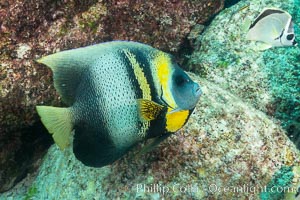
{"left": 188, "top": 0, "right": 300, "bottom": 147}
{"left": 0, "top": 0, "right": 224, "bottom": 192}
{"left": 1, "top": 0, "right": 300, "bottom": 199}
{"left": 3, "top": 74, "right": 300, "bottom": 199}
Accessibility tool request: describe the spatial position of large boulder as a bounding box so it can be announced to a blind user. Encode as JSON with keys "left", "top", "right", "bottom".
{"left": 188, "top": 0, "right": 300, "bottom": 146}
{"left": 2, "top": 74, "right": 300, "bottom": 199}
{"left": 0, "top": 0, "right": 225, "bottom": 192}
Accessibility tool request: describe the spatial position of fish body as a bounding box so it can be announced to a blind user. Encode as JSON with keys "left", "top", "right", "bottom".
{"left": 36, "top": 41, "right": 201, "bottom": 167}
{"left": 246, "top": 8, "right": 297, "bottom": 48}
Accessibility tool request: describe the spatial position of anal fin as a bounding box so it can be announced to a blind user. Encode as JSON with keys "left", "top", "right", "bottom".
{"left": 73, "top": 124, "right": 129, "bottom": 167}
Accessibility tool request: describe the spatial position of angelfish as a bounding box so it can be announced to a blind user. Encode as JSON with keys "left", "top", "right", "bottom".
{"left": 36, "top": 41, "right": 202, "bottom": 167}
{"left": 246, "top": 8, "right": 297, "bottom": 49}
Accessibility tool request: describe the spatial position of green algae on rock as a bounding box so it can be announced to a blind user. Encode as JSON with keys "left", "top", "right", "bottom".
{"left": 2, "top": 74, "right": 300, "bottom": 199}
{"left": 0, "top": 0, "right": 225, "bottom": 192}
{"left": 262, "top": 47, "right": 300, "bottom": 146}
{"left": 188, "top": 0, "right": 300, "bottom": 146}
{"left": 260, "top": 166, "right": 295, "bottom": 200}
{"left": 1, "top": 0, "right": 300, "bottom": 198}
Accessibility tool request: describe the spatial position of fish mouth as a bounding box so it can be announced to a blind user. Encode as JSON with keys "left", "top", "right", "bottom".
{"left": 293, "top": 40, "right": 298, "bottom": 46}
{"left": 194, "top": 83, "right": 202, "bottom": 97}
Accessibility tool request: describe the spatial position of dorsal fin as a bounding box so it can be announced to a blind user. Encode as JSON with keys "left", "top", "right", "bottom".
{"left": 37, "top": 47, "right": 94, "bottom": 105}
{"left": 36, "top": 41, "right": 156, "bottom": 105}
{"left": 36, "top": 43, "right": 116, "bottom": 105}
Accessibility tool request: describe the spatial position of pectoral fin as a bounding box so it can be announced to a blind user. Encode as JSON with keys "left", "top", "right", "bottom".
{"left": 137, "top": 99, "right": 166, "bottom": 121}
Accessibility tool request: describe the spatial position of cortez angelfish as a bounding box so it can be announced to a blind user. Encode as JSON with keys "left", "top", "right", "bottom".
{"left": 36, "top": 41, "right": 201, "bottom": 167}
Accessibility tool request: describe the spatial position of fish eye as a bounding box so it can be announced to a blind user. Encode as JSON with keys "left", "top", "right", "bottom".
{"left": 287, "top": 34, "right": 294, "bottom": 41}
{"left": 175, "top": 75, "right": 188, "bottom": 86}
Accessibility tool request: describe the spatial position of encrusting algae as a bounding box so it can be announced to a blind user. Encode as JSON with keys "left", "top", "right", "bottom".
{"left": 1, "top": 0, "right": 300, "bottom": 199}
{"left": 3, "top": 75, "right": 300, "bottom": 199}
{"left": 0, "top": 0, "right": 224, "bottom": 192}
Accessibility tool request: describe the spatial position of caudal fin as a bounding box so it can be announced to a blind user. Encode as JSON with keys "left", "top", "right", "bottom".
{"left": 36, "top": 106, "right": 73, "bottom": 150}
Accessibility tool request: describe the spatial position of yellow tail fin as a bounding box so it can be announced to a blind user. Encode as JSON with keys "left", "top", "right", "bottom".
{"left": 36, "top": 106, "right": 73, "bottom": 150}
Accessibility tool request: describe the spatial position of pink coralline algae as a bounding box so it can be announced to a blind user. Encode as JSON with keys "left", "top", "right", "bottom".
{"left": 0, "top": 0, "right": 224, "bottom": 192}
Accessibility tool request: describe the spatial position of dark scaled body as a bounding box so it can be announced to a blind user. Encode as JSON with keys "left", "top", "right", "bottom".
{"left": 36, "top": 41, "right": 201, "bottom": 167}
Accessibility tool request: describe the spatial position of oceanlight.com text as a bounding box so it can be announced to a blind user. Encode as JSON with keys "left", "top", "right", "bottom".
{"left": 135, "top": 183, "right": 297, "bottom": 195}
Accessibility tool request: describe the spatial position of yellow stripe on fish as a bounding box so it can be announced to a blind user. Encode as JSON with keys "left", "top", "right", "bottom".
{"left": 123, "top": 49, "right": 151, "bottom": 100}
{"left": 35, "top": 41, "right": 201, "bottom": 168}
{"left": 152, "top": 51, "right": 176, "bottom": 108}
{"left": 123, "top": 49, "right": 152, "bottom": 137}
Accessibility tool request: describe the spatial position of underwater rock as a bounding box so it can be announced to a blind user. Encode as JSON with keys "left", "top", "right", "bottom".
{"left": 0, "top": 0, "right": 225, "bottom": 192}
{"left": 2, "top": 74, "right": 300, "bottom": 199}
{"left": 188, "top": 0, "right": 300, "bottom": 146}
{"left": 0, "top": 122, "right": 52, "bottom": 194}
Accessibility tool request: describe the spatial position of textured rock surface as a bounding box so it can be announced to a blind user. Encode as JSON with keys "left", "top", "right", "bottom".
{"left": 0, "top": 0, "right": 225, "bottom": 136}
{"left": 2, "top": 0, "right": 299, "bottom": 198}
{"left": 188, "top": 0, "right": 300, "bottom": 146}
{"left": 2, "top": 74, "right": 300, "bottom": 199}
{"left": 0, "top": 0, "right": 224, "bottom": 192}
{"left": 0, "top": 122, "right": 52, "bottom": 195}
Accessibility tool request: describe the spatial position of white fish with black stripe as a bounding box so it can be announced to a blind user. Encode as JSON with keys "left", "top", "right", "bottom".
{"left": 246, "top": 8, "right": 297, "bottom": 50}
